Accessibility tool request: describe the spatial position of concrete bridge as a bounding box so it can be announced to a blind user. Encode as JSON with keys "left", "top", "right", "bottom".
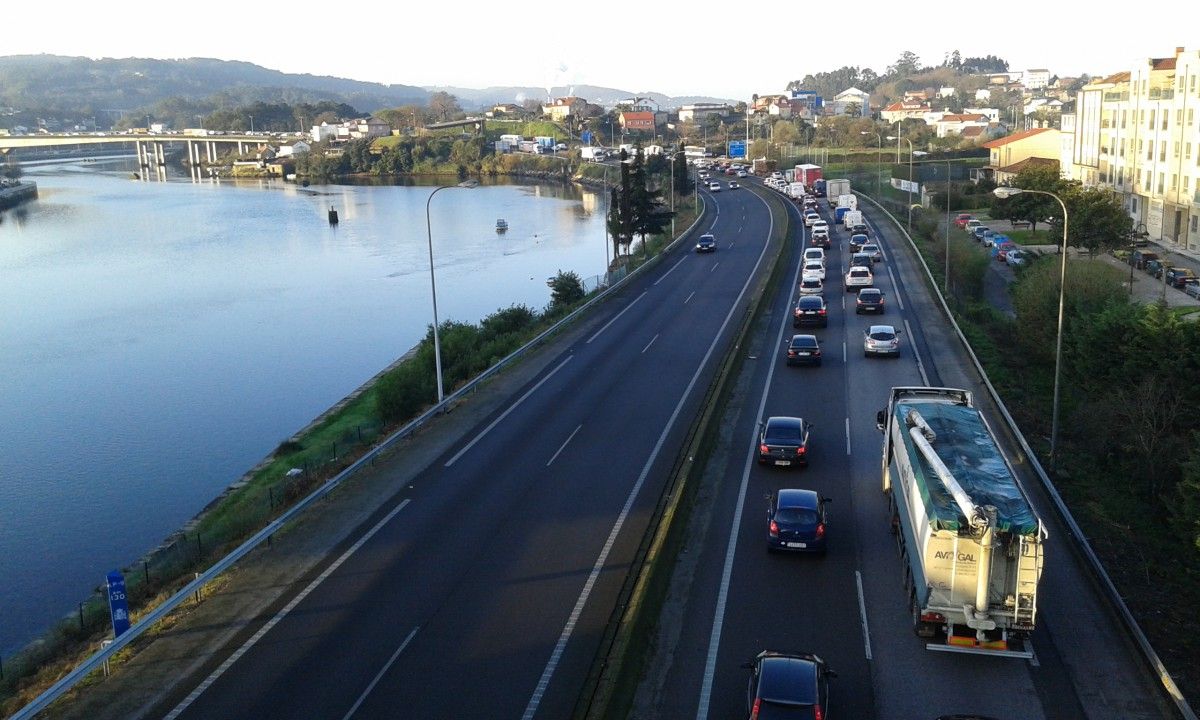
{"left": 0, "top": 132, "right": 274, "bottom": 168}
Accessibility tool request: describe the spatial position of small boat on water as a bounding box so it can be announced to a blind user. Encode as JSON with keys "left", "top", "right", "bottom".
{"left": 495, "top": 219, "right": 508, "bottom": 233}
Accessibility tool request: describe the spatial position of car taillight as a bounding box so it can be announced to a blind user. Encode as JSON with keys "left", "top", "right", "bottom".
{"left": 818, "top": 308, "right": 826, "bottom": 315}
{"left": 816, "top": 523, "right": 825, "bottom": 539}
{"left": 813, "top": 348, "right": 821, "bottom": 356}
{"left": 760, "top": 443, "right": 769, "bottom": 454}
{"left": 814, "top": 704, "right": 823, "bottom": 720}
{"left": 794, "top": 309, "right": 801, "bottom": 317}
{"left": 769, "top": 520, "right": 779, "bottom": 536}
{"left": 796, "top": 446, "right": 806, "bottom": 455}
{"left": 750, "top": 697, "right": 761, "bottom": 720}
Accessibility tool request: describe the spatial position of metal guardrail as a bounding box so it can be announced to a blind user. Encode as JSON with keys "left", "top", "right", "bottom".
{"left": 10, "top": 198, "right": 712, "bottom": 720}
{"left": 859, "top": 193, "right": 1196, "bottom": 720}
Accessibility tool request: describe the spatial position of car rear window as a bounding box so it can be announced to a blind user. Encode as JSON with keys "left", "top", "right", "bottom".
{"left": 766, "top": 426, "right": 802, "bottom": 441}
{"left": 774, "top": 508, "right": 819, "bottom": 525}
{"left": 860, "top": 290, "right": 881, "bottom": 300}
{"left": 869, "top": 330, "right": 895, "bottom": 340}
{"left": 799, "top": 297, "right": 822, "bottom": 308}
{"left": 850, "top": 268, "right": 870, "bottom": 276}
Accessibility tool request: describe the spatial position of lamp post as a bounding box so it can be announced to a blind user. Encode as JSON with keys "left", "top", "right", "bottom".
{"left": 425, "top": 180, "right": 478, "bottom": 404}
{"left": 887, "top": 135, "right": 914, "bottom": 231}
{"left": 860, "top": 131, "right": 881, "bottom": 196}
{"left": 944, "top": 158, "right": 951, "bottom": 293}
{"left": 994, "top": 186, "right": 1070, "bottom": 466}
{"left": 248, "top": 115, "right": 254, "bottom": 134}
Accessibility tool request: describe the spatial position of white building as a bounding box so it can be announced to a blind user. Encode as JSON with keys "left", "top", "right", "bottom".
{"left": 678, "top": 103, "right": 728, "bottom": 123}
{"left": 829, "top": 87, "right": 871, "bottom": 117}
{"left": 1023, "top": 69, "right": 1051, "bottom": 91}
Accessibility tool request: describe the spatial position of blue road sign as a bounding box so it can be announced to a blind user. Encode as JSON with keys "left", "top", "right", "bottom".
{"left": 106, "top": 570, "right": 131, "bottom": 637}
{"left": 729, "top": 140, "right": 747, "bottom": 159}
{"left": 581, "top": 130, "right": 594, "bottom": 144}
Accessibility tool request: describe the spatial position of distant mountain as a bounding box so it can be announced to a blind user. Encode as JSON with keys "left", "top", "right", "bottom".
{"left": 426, "top": 85, "right": 737, "bottom": 110}
{"left": 0, "top": 55, "right": 429, "bottom": 114}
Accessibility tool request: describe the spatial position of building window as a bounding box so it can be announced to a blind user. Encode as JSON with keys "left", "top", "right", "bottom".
{"left": 1163, "top": 113, "right": 1169, "bottom": 130}
{"left": 1192, "top": 75, "right": 1198, "bottom": 93}
{"left": 1131, "top": 197, "right": 1139, "bottom": 213}
{"left": 1179, "top": 109, "right": 1185, "bottom": 125}
{"left": 1158, "top": 173, "right": 1165, "bottom": 194}
{"left": 1185, "top": 176, "right": 1191, "bottom": 193}
{"left": 1149, "top": 109, "right": 1155, "bottom": 127}
{"left": 1190, "top": 109, "right": 1195, "bottom": 126}
{"left": 1161, "top": 144, "right": 1167, "bottom": 162}
{"left": 1171, "top": 174, "right": 1177, "bottom": 191}
{"left": 1147, "top": 140, "right": 1154, "bottom": 160}
{"left": 1122, "top": 109, "right": 1128, "bottom": 128}
{"left": 1193, "top": 216, "right": 1198, "bottom": 232}
{"left": 1188, "top": 142, "right": 1194, "bottom": 159}
{"left": 1140, "top": 109, "right": 1145, "bottom": 123}
{"left": 1175, "top": 142, "right": 1181, "bottom": 158}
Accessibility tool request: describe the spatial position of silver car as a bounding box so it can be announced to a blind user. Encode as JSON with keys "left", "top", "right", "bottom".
{"left": 863, "top": 324, "right": 901, "bottom": 357}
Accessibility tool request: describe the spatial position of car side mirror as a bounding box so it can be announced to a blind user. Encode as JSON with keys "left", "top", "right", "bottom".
{"left": 875, "top": 410, "right": 886, "bottom": 431}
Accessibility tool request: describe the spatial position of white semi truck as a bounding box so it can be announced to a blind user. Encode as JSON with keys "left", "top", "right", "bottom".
{"left": 877, "top": 386, "right": 1045, "bottom": 657}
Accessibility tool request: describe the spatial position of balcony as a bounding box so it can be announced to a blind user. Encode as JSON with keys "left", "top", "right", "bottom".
{"left": 1148, "top": 88, "right": 1175, "bottom": 100}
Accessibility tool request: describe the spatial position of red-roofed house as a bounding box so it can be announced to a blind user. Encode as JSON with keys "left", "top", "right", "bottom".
{"left": 934, "top": 113, "right": 991, "bottom": 138}
{"left": 619, "top": 111, "right": 655, "bottom": 132}
{"left": 881, "top": 100, "right": 929, "bottom": 123}
{"left": 975, "top": 128, "right": 1061, "bottom": 183}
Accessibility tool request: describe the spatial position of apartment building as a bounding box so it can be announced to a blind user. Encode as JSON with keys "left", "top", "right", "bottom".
{"left": 1071, "top": 47, "right": 1200, "bottom": 250}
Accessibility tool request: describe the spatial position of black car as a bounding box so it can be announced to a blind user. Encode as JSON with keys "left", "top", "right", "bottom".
{"left": 767, "top": 489, "right": 831, "bottom": 553}
{"left": 793, "top": 295, "right": 828, "bottom": 327}
{"left": 849, "top": 233, "right": 869, "bottom": 253}
{"left": 786, "top": 334, "right": 822, "bottom": 366}
{"left": 849, "top": 223, "right": 869, "bottom": 236}
{"left": 1166, "top": 266, "right": 1198, "bottom": 287}
{"left": 695, "top": 233, "right": 716, "bottom": 253}
{"left": 743, "top": 651, "right": 835, "bottom": 719}
{"left": 757, "top": 416, "right": 811, "bottom": 467}
{"left": 855, "top": 287, "right": 885, "bottom": 314}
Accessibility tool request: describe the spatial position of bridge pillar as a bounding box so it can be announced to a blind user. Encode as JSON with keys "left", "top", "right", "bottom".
{"left": 207, "top": 141, "right": 216, "bottom": 164}
{"left": 155, "top": 142, "right": 165, "bottom": 166}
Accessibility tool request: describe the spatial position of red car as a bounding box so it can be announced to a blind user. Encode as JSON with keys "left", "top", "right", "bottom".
{"left": 953, "top": 213, "right": 974, "bottom": 229}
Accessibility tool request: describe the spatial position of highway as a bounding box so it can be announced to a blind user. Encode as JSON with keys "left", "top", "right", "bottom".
{"left": 156, "top": 181, "right": 779, "bottom": 719}
{"left": 640, "top": 180, "right": 1172, "bottom": 720}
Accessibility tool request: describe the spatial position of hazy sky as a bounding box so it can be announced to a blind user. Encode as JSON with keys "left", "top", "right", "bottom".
{"left": 6, "top": 3, "right": 1198, "bottom": 100}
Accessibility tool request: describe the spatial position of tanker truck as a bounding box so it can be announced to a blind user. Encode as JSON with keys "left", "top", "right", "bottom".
{"left": 876, "top": 386, "right": 1045, "bottom": 658}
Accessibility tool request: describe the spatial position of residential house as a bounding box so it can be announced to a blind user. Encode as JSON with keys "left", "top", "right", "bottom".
{"left": 881, "top": 99, "right": 929, "bottom": 124}
{"left": 486, "top": 103, "right": 523, "bottom": 118}
{"left": 1023, "top": 69, "right": 1051, "bottom": 91}
{"left": 934, "top": 113, "right": 991, "bottom": 138}
{"left": 543, "top": 97, "right": 587, "bottom": 121}
{"left": 678, "top": 103, "right": 729, "bottom": 123}
{"left": 1068, "top": 47, "right": 1200, "bottom": 249}
{"left": 993, "top": 156, "right": 1060, "bottom": 185}
{"left": 964, "top": 107, "right": 1001, "bottom": 123}
{"left": 619, "top": 111, "right": 655, "bottom": 132}
{"left": 829, "top": 87, "right": 871, "bottom": 116}
{"left": 938, "top": 86, "right": 957, "bottom": 98}
{"left": 1024, "top": 98, "right": 1064, "bottom": 129}
{"left": 976, "top": 127, "right": 1062, "bottom": 183}
{"left": 751, "top": 94, "right": 793, "bottom": 119}
{"left": 276, "top": 140, "right": 311, "bottom": 158}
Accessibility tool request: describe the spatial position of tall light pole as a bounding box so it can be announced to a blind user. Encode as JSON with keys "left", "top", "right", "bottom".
{"left": 994, "top": 186, "right": 1070, "bottom": 466}
{"left": 604, "top": 164, "right": 611, "bottom": 272}
{"left": 425, "top": 180, "right": 478, "bottom": 404}
{"left": 888, "top": 135, "right": 914, "bottom": 231}
{"left": 944, "top": 158, "right": 951, "bottom": 293}
{"left": 861, "top": 131, "right": 881, "bottom": 196}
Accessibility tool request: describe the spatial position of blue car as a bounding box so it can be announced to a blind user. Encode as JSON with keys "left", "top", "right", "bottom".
{"left": 767, "top": 488, "right": 830, "bottom": 553}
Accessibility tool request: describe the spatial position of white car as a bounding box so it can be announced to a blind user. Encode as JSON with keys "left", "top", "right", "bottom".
{"left": 803, "top": 247, "right": 826, "bottom": 265}
{"left": 811, "top": 221, "right": 828, "bottom": 236}
{"left": 804, "top": 212, "right": 820, "bottom": 227}
{"left": 798, "top": 277, "right": 824, "bottom": 295}
{"left": 864, "top": 324, "right": 901, "bottom": 357}
{"left": 729, "top": 181, "right": 740, "bottom": 190}
{"left": 737, "top": 170, "right": 748, "bottom": 177}
{"left": 709, "top": 181, "right": 721, "bottom": 192}
{"left": 1006, "top": 249, "right": 1030, "bottom": 267}
{"left": 802, "top": 260, "right": 826, "bottom": 282}
{"left": 844, "top": 266, "right": 874, "bottom": 291}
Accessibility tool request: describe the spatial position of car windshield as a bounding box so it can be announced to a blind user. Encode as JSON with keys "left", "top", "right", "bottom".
{"left": 774, "top": 508, "right": 818, "bottom": 525}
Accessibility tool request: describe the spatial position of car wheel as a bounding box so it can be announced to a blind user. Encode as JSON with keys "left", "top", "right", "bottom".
{"left": 855, "top": 308, "right": 862, "bottom": 314}
{"left": 864, "top": 350, "right": 871, "bottom": 357}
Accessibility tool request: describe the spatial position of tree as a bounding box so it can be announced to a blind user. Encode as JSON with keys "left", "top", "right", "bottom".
{"left": 607, "top": 150, "right": 635, "bottom": 256}
{"left": 546, "top": 270, "right": 585, "bottom": 310}
{"left": 992, "top": 162, "right": 1067, "bottom": 232}
{"left": 1060, "top": 186, "right": 1132, "bottom": 255}
{"left": 429, "top": 92, "right": 462, "bottom": 122}
{"left": 961, "top": 55, "right": 1010, "bottom": 74}
{"left": 673, "top": 144, "right": 694, "bottom": 196}
{"left": 772, "top": 120, "right": 800, "bottom": 144}
{"left": 886, "top": 51, "right": 923, "bottom": 79}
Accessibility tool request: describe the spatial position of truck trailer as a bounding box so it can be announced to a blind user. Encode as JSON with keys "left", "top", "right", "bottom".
{"left": 794, "top": 164, "right": 822, "bottom": 188}
{"left": 877, "top": 387, "right": 1045, "bottom": 657}
{"left": 825, "top": 179, "right": 850, "bottom": 206}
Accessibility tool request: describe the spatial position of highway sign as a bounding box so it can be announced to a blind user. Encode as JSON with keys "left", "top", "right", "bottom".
{"left": 729, "top": 140, "right": 747, "bottom": 159}
{"left": 106, "top": 571, "right": 130, "bottom": 637}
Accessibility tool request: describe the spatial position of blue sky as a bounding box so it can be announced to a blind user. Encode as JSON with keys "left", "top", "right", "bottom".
{"left": 6, "top": 2, "right": 1197, "bottom": 100}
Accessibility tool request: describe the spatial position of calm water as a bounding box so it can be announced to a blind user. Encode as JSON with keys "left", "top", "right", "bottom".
{"left": 0, "top": 159, "right": 608, "bottom": 654}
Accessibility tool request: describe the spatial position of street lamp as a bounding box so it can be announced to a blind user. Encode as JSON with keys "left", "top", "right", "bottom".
{"left": 994, "top": 186, "right": 1070, "bottom": 466}
{"left": 887, "top": 135, "right": 914, "bottom": 231}
{"left": 248, "top": 115, "right": 254, "bottom": 134}
{"left": 861, "top": 131, "right": 881, "bottom": 196}
{"left": 425, "top": 180, "right": 478, "bottom": 404}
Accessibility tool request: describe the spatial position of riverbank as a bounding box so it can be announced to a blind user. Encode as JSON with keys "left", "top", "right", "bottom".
{"left": 0, "top": 180, "right": 37, "bottom": 209}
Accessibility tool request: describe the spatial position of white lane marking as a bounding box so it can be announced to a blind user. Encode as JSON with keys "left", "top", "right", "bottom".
{"left": 886, "top": 267, "right": 905, "bottom": 311}
{"left": 845, "top": 417, "right": 851, "bottom": 456}
{"left": 1027, "top": 641, "right": 1040, "bottom": 667}
{"left": 164, "top": 499, "right": 414, "bottom": 720}
{"left": 522, "top": 201, "right": 775, "bottom": 720}
{"left": 685, "top": 291, "right": 696, "bottom": 305}
{"left": 642, "top": 334, "right": 659, "bottom": 354}
{"left": 445, "top": 356, "right": 573, "bottom": 467}
{"left": 341, "top": 626, "right": 420, "bottom": 720}
{"left": 842, "top": 341, "right": 847, "bottom": 363}
{"left": 546, "top": 424, "right": 583, "bottom": 467}
{"left": 710, "top": 262, "right": 720, "bottom": 273}
{"left": 728, "top": 242, "right": 735, "bottom": 249}
{"left": 696, "top": 195, "right": 794, "bottom": 720}
{"left": 586, "top": 291, "right": 648, "bottom": 344}
{"left": 903, "top": 319, "right": 929, "bottom": 385}
{"left": 654, "top": 256, "right": 688, "bottom": 286}
{"left": 856, "top": 571, "right": 873, "bottom": 661}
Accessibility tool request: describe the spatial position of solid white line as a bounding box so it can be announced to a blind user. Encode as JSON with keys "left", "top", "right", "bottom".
{"left": 341, "top": 626, "right": 420, "bottom": 720}
{"left": 642, "top": 334, "right": 659, "bottom": 354}
{"left": 546, "top": 424, "right": 583, "bottom": 467}
{"left": 684, "top": 291, "right": 696, "bottom": 304}
{"left": 586, "top": 291, "right": 647, "bottom": 344}
{"left": 710, "top": 262, "right": 720, "bottom": 273}
{"left": 845, "top": 417, "right": 851, "bottom": 456}
{"left": 654, "top": 257, "right": 688, "bottom": 286}
{"left": 1027, "top": 640, "right": 1041, "bottom": 667}
{"left": 696, "top": 196, "right": 794, "bottom": 720}
{"left": 445, "top": 356, "right": 573, "bottom": 467}
{"left": 164, "top": 499, "right": 413, "bottom": 720}
{"left": 887, "top": 267, "right": 905, "bottom": 311}
{"left": 903, "top": 319, "right": 929, "bottom": 385}
{"left": 856, "top": 571, "right": 873, "bottom": 661}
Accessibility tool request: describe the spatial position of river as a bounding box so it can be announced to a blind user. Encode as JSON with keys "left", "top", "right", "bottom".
{"left": 0, "top": 158, "right": 609, "bottom": 655}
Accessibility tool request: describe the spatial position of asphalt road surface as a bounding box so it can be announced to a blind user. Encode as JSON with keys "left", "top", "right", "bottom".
{"left": 640, "top": 181, "right": 1174, "bottom": 720}
{"left": 158, "top": 182, "right": 778, "bottom": 719}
